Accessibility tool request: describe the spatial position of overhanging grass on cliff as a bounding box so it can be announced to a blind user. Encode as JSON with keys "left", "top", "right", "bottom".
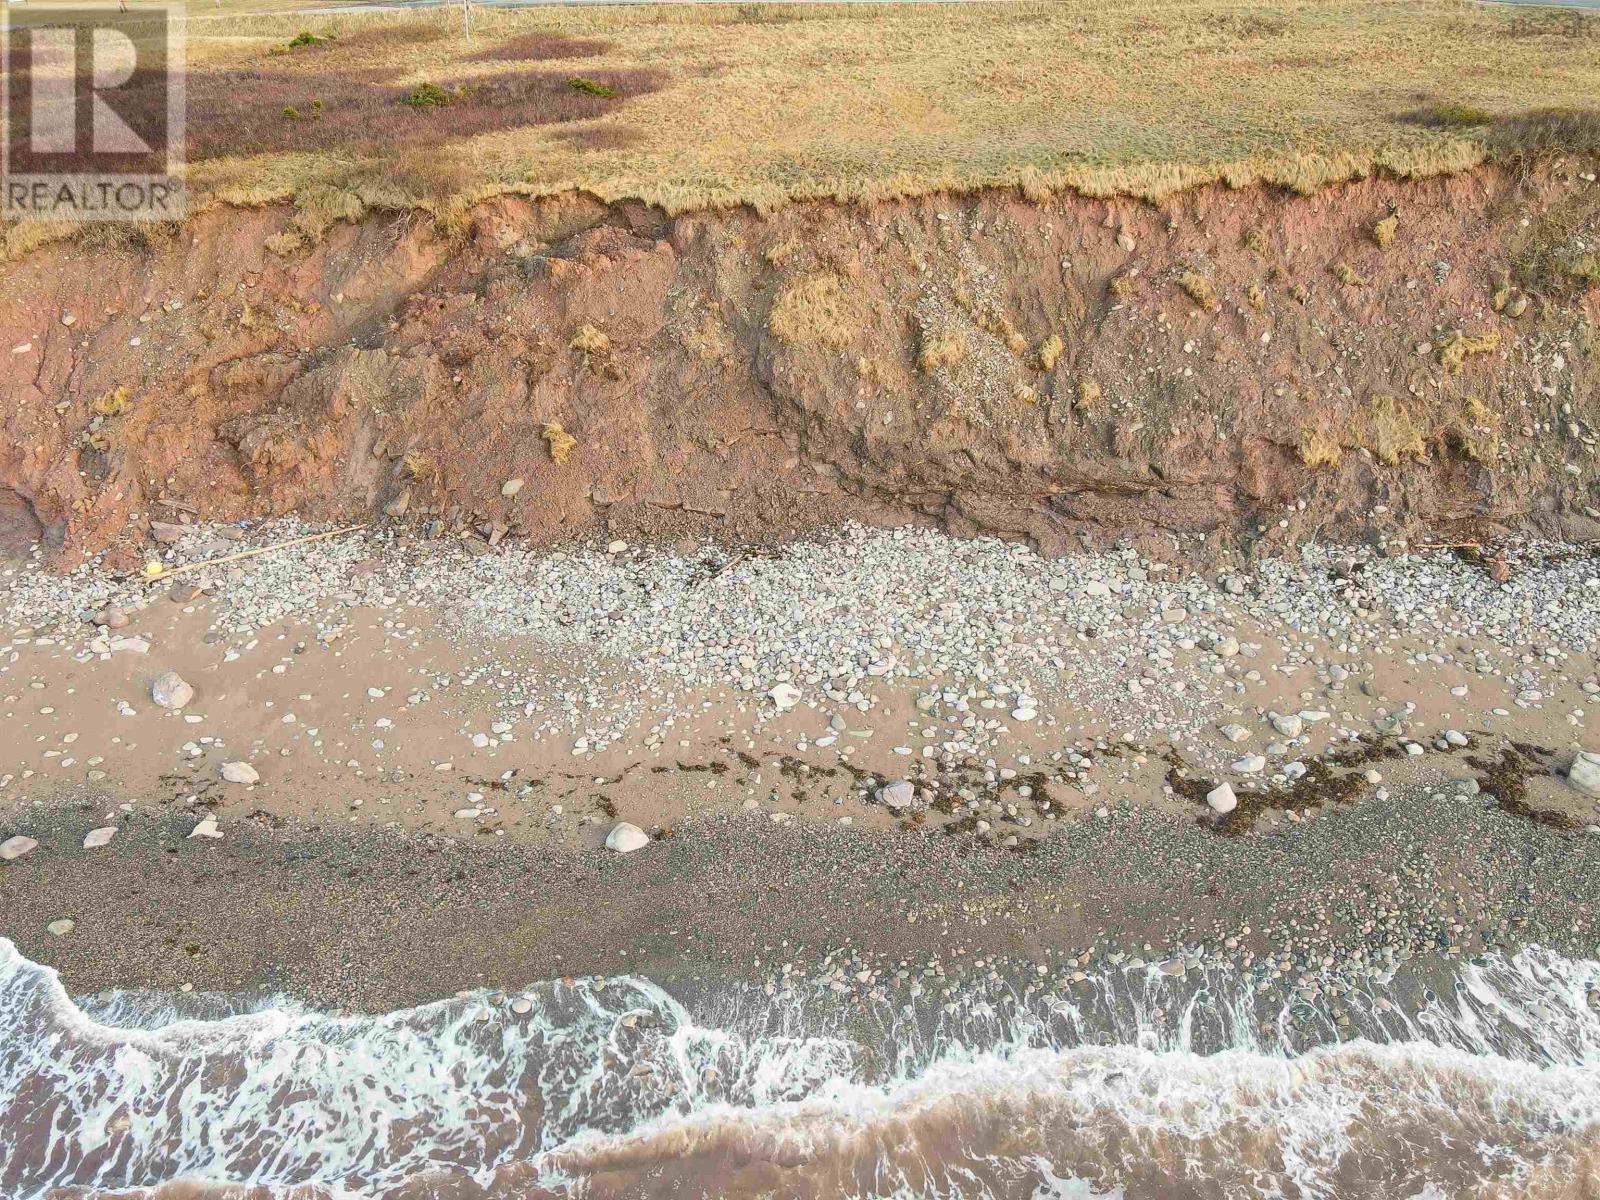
{"left": 6, "top": 0, "right": 1600, "bottom": 254}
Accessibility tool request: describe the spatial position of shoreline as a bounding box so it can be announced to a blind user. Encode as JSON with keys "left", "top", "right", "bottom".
{"left": 2, "top": 523, "right": 1599, "bottom": 1200}
{"left": 4, "top": 771, "right": 1598, "bottom": 1013}
{"left": 0, "top": 522, "right": 1597, "bottom": 1013}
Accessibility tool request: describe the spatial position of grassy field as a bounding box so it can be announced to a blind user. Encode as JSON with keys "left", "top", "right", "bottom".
{"left": 11, "top": 0, "right": 1600, "bottom": 242}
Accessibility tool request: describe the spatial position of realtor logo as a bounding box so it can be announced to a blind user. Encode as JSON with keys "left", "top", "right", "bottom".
{"left": 2, "top": 5, "right": 185, "bottom": 221}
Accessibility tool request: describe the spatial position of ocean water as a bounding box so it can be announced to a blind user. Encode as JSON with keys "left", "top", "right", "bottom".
{"left": 2, "top": 938, "right": 1598, "bottom": 1199}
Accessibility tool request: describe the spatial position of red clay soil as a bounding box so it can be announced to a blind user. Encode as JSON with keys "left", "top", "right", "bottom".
{"left": 2, "top": 164, "right": 1598, "bottom": 570}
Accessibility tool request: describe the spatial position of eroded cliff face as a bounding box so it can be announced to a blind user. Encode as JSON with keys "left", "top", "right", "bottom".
{"left": 2, "top": 164, "right": 1597, "bottom": 568}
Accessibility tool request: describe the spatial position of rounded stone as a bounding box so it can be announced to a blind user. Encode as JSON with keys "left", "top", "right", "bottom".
{"left": 605, "top": 822, "right": 650, "bottom": 853}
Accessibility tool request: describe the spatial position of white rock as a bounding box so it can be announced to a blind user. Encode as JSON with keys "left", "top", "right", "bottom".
{"left": 768, "top": 683, "right": 802, "bottom": 711}
{"left": 1569, "top": 751, "right": 1600, "bottom": 797}
{"left": 220, "top": 761, "right": 260, "bottom": 785}
{"left": 1, "top": 835, "right": 38, "bottom": 861}
{"left": 47, "top": 919, "right": 75, "bottom": 937}
{"left": 1271, "top": 713, "right": 1303, "bottom": 738}
{"left": 1232, "top": 754, "right": 1267, "bottom": 775}
{"left": 605, "top": 822, "right": 650, "bottom": 853}
{"left": 607, "top": 540, "right": 628, "bottom": 554}
{"left": 1219, "top": 723, "right": 1250, "bottom": 743}
{"left": 500, "top": 477, "right": 525, "bottom": 497}
{"left": 188, "top": 816, "right": 222, "bottom": 839}
{"left": 879, "top": 780, "right": 915, "bottom": 809}
{"left": 151, "top": 670, "right": 194, "bottom": 710}
{"left": 1206, "top": 783, "right": 1237, "bottom": 814}
{"left": 83, "top": 826, "right": 117, "bottom": 849}
{"left": 1010, "top": 707, "right": 1037, "bottom": 722}
{"left": 1214, "top": 637, "right": 1240, "bottom": 658}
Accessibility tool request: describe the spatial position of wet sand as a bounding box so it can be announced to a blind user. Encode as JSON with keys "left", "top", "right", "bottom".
{"left": 4, "top": 767, "right": 1598, "bottom": 1012}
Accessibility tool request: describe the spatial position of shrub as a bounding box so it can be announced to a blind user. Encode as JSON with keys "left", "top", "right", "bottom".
{"left": 1372, "top": 214, "right": 1398, "bottom": 249}
{"left": 403, "top": 83, "right": 456, "bottom": 109}
{"left": 570, "top": 324, "right": 610, "bottom": 353}
{"left": 1035, "top": 334, "right": 1065, "bottom": 371}
{"left": 567, "top": 76, "right": 617, "bottom": 99}
{"left": 287, "top": 31, "right": 328, "bottom": 49}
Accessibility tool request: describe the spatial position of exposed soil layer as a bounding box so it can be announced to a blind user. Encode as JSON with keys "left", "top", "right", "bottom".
{"left": 3, "top": 164, "right": 1599, "bottom": 568}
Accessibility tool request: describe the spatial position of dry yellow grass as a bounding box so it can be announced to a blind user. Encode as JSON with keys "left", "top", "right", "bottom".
{"left": 1438, "top": 329, "right": 1502, "bottom": 372}
{"left": 918, "top": 329, "right": 969, "bottom": 373}
{"left": 1362, "top": 395, "right": 1426, "bottom": 466}
{"left": 6, "top": 0, "right": 1600, "bottom": 251}
{"left": 1455, "top": 396, "right": 1503, "bottom": 465}
{"left": 1178, "top": 271, "right": 1218, "bottom": 310}
{"left": 1330, "top": 262, "right": 1366, "bottom": 287}
{"left": 91, "top": 386, "right": 133, "bottom": 418}
{"left": 542, "top": 422, "right": 577, "bottom": 464}
{"left": 769, "top": 273, "right": 859, "bottom": 346}
{"left": 1298, "top": 427, "right": 1343, "bottom": 469}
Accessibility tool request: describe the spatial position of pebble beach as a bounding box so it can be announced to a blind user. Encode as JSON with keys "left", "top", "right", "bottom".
{"left": 3, "top": 522, "right": 1600, "bottom": 1198}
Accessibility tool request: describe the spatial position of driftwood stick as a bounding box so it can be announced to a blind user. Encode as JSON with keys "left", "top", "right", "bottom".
{"left": 142, "top": 524, "right": 366, "bottom": 582}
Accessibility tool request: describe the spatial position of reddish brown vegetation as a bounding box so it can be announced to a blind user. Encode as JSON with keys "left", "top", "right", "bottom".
{"left": 142, "top": 66, "right": 664, "bottom": 160}
{"left": 464, "top": 32, "right": 614, "bottom": 62}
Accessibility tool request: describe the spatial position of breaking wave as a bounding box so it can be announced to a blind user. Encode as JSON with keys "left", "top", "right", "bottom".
{"left": 2, "top": 938, "right": 1598, "bottom": 1199}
